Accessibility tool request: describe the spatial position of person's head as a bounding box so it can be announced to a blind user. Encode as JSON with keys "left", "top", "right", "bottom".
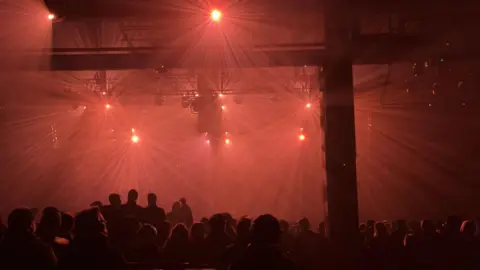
{"left": 318, "top": 222, "right": 326, "bottom": 236}
{"left": 446, "top": 215, "right": 462, "bottom": 233}
{"left": 60, "top": 212, "right": 75, "bottom": 235}
{"left": 208, "top": 214, "right": 226, "bottom": 234}
{"left": 147, "top": 193, "right": 157, "bottom": 207}
{"left": 409, "top": 220, "right": 422, "bottom": 234}
{"left": 108, "top": 193, "right": 122, "bottom": 207}
{"left": 394, "top": 219, "right": 408, "bottom": 233}
{"left": 169, "top": 223, "right": 189, "bottom": 245}
{"left": 137, "top": 224, "right": 157, "bottom": 245}
{"left": 237, "top": 217, "right": 251, "bottom": 240}
{"left": 179, "top": 197, "right": 186, "bottom": 205}
{"left": 298, "top": 217, "right": 310, "bottom": 232}
{"left": 172, "top": 201, "right": 181, "bottom": 211}
{"left": 8, "top": 208, "right": 36, "bottom": 235}
{"left": 279, "top": 220, "right": 289, "bottom": 232}
{"left": 127, "top": 189, "right": 139, "bottom": 203}
{"left": 190, "top": 223, "right": 205, "bottom": 241}
{"left": 375, "top": 222, "right": 387, "bottom": 236}
{"left": 421, "top": 220, "right": 436, "bottom": 234}
{"left": 460, "top": 220, "right": 476, "bottom": 238}
{"left": 39, "top": 207, "right": 62, "bottom": 237}
{"left": 74, "top": 207, "right": 107, "bottom": 238}
{"left": 251, "top": 214, "right": 281, "bottom": 246}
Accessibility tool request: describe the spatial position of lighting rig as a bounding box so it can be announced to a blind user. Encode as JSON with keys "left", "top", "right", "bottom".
{"left": 42, "top": 0, "right": 480, "bottom": 247}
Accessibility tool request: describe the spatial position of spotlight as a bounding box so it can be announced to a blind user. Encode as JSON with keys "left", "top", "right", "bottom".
{"left": 105, "top": 104, "right": 111, "bottom": 109}
{"left": 47, "top": 13, "right": 55, "bottom": 20}
{"left": 131, "top": 135, "right": 140, "bottom": 143}
{"left": 205, "top": 139, "right": 210, "bottom": 145}
{"left": 299, "top": 134, "right": 306, "bottom": 141}
{"left": 305, "top": 103, "right": 312, "bottom": 109}
{"left": 131, "top": 128, "right": 135, "bottom": 133}
{"left": 225, "top": 138, "right": 231, "bottom": 145}
{"left": 221, "top": 105, "right": 226, "bottom": 111}
{"left": 210, "top": 9, "right": 222, "bottom": 22}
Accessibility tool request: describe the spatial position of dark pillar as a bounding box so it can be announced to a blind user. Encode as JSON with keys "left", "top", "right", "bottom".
{"left": 322, "top": 0, "right": 360, "bottom": 251}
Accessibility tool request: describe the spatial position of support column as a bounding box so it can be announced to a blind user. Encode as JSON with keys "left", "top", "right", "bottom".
{"left": 322, "top": 0, "right": 360, "bottom": 251}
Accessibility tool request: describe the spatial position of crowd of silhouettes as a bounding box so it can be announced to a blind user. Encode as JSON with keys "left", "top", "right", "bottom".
{"left": 1, "top": 189, "right": 480, "bottom": 270}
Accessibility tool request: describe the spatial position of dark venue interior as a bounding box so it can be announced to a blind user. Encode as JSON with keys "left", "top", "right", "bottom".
{"left": 0, "top": 0, "right": 480, "bottom": 269}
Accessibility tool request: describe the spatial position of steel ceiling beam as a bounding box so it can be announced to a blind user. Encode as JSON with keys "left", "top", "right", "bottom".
{"left": 7, "top": 35, "right": 428, "bottom": 71}
{"left": 44, "top": 0, "right": 480, "bottom": 20}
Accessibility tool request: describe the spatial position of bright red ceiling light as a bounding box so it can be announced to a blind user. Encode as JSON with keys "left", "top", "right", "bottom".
{"left": 210, "top": 9, "right": 222, "bottom": 22}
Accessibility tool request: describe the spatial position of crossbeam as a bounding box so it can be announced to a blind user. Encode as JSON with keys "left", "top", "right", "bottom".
{"left": 44, "top": 0, "right": 480, "bottom": 20}
{"left": 7, "top": 35, "right": 429, "bottom": 71}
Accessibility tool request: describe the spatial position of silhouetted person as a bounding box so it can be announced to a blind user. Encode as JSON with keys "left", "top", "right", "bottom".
{"left": 144, "top": 194, "right": 169, "bottom": 248}
{"left": 370, "top": 222, "right": 389, "bottom": 251}
{"left": 167, "top": 201, "right": 182, "bottom": 226}
{"left": 59, "top": 212, "right": 74, "bottom": 242}
{"left": 459, "top": 220, "right": 480, "bottom": 269}
{"left": 230, "top": 214, "right": 296, "bottom": 270}
{"left": 37, "top": 207, "right": 62, "bottom": 245}
{"left": 102, "top": 193, "right": 122, "bottom": 221}
{"left": 127, "top": 224, "right": 160, "bottom": 264}
{"left": 179, "top": 197, "right": 194, "bottom": 228}
{"left": 293, "top": 218, "right": 319, "bottom": 270}
{"left": 204, "top": 213, "right": 234, "bottom": 266}
{"left": 163, "top": 223, "right": 190, "bottom": 264}
{"left": 223, "top": 217, "right": 252, "bottom": 266}
{"left": 279, "top": 220, "right": 294, "bottom": 254}
{"left": 365, "top": 220, "right": 375, "bottom": 245}
{"left": 442, "top": 215, "right": 463, "bottom": 268}
{"left": 144, "top": 193, "right": 166, "bottom": 226}
{"left": 318, "top": 222, "right": 326, "bottom": 238}
{"left": 0, "top": 208, "right": 57, "bottom": 270}
{"left": 122, "top": 189, "right": 143, "bottom": 220}
{"left": 189, "top": 222, "right": 207, "bottom": 264}
{"left": 58, "top": 207, "right": 125, "bottom": 270}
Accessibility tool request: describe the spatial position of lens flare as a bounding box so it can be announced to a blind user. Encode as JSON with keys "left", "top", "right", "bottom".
{"left": 131, "top": 135, "right": 140, "bottom": 143}
{"left": 211, "top": 9, "right": 222, "bottom": 22}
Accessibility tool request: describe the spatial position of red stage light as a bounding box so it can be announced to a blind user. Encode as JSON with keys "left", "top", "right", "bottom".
{"left": 47, "top": 13, "right": 55, "bottom": 20}
{"left": 131, "top": 135, "right": 140, "bottom": 143}
{"left": 299, "top": 134, "right": 306, "bottom": 141}
{"left": 211, "top": 9, "right": 222, "bottom": 22}
{"left": 225, "top": 138, "right": 231, "bottom": 145}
